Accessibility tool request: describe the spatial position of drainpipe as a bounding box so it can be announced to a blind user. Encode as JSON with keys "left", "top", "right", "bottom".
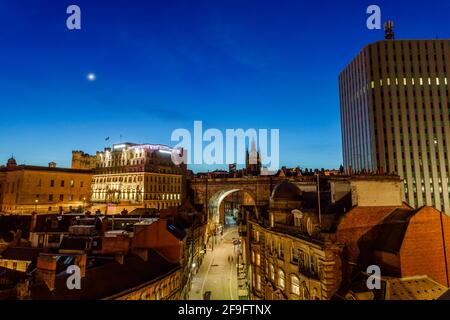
{"left": 440, "top": 212, "right": 449, "bottom": 287}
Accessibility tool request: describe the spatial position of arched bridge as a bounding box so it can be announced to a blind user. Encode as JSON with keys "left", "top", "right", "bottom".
{"left": 190, "top": 176, "right": 317, "bottom": 225}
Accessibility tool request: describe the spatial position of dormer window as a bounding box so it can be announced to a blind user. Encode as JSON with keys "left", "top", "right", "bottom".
{"left": 292, "top": 210, "right": 305, "bottom": 232}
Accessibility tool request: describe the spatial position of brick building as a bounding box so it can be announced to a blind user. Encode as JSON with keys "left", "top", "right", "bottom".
{"left": 245, "top": 175, "right": 450, "bottom": 300}
{"left": 29, "top": 250, "right": 181, "bottom": 300}
{"left": 0, "top": 158, "right": 92, "bottom": 215}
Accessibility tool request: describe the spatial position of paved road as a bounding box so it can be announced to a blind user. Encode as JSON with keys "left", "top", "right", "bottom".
{"left": 189, "top": 226, "right": 239, "bottom": 300}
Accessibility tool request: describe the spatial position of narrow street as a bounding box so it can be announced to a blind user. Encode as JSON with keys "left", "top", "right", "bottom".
{"left": 189, "top": 226, "right": 239, "bottom": 300}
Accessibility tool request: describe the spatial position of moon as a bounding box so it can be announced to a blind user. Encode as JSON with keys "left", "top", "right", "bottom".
{"left": 87, "top": 73, "right": 96, "bottom": 81}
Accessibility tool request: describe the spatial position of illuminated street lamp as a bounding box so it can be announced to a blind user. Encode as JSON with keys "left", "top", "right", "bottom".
{"left": 34, "top": 199, "right": 39, "bottom": 213}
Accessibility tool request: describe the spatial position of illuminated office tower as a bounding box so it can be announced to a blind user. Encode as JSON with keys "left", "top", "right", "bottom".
{"left": 339, "top": 27, "right": 450, "bottom": 214}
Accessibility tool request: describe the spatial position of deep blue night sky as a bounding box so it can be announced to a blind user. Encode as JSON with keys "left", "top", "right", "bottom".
{"left": 0, "top": 0, "right": 449, "bottom": 171}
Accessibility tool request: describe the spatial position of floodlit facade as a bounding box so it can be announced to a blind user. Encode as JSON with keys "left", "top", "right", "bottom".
{"left": 86, "top": 143, "right": 186, "bottom": 213}
{"left": 0, "top": 158, "right": 92, "bottom": 214}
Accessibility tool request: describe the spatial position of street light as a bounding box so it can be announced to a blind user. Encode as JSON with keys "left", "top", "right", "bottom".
{"left": 34, "top": 199, "right": 39, "bottom": 213}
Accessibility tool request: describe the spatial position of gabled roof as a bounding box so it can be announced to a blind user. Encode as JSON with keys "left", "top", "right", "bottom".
{"left": 371, "top": 208, "right": 421, "bottom": 254}
{"left": 334, "top": 205, "right": 411, "bottom": 264}
{"left": 166, "top": 223, "right": 186, "bottom": 240}
{"left": 31, "top": 250, "right": 180, "bottom": 300}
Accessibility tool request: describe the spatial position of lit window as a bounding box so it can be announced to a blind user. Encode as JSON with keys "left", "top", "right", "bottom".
{"left": 278, "top": 270, "right": 285, "bottom": 289}
{"left": 291, "top": 275, "right": 300, "bottom": 296}
{"left": 278, "top": 242, "right": 284, "bottom": 259}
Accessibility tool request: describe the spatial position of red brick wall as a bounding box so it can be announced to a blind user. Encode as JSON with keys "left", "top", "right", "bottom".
{"left": 400, "top": 207, "right": 450, "bottom": 287}
{"left": 132, "top": 220, "right": 181, "bottom": 263}
{"left": 101, "top": 236, "right": 131, "bottom": 255}
{"left": 335, "top": 206, "right": 401, "bottom": 263}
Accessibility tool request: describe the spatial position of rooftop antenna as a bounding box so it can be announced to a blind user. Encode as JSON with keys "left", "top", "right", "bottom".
{"left": 384, "top": 21, "right": 395, "bottom": 40}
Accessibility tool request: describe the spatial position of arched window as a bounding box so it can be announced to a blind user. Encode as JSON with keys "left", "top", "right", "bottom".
{"left": 291, "top": 275, "right": 300, "bottom": 296}
{"left": 278, "top": 269, "right": 285, "bottom": 290}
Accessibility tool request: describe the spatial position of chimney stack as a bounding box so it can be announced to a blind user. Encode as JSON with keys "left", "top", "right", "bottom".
{"left": 36, "top": 253, "right": 87, "bottom": 291}
{"left": 36, "top": 254, "right": 58, "bottom": 291}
